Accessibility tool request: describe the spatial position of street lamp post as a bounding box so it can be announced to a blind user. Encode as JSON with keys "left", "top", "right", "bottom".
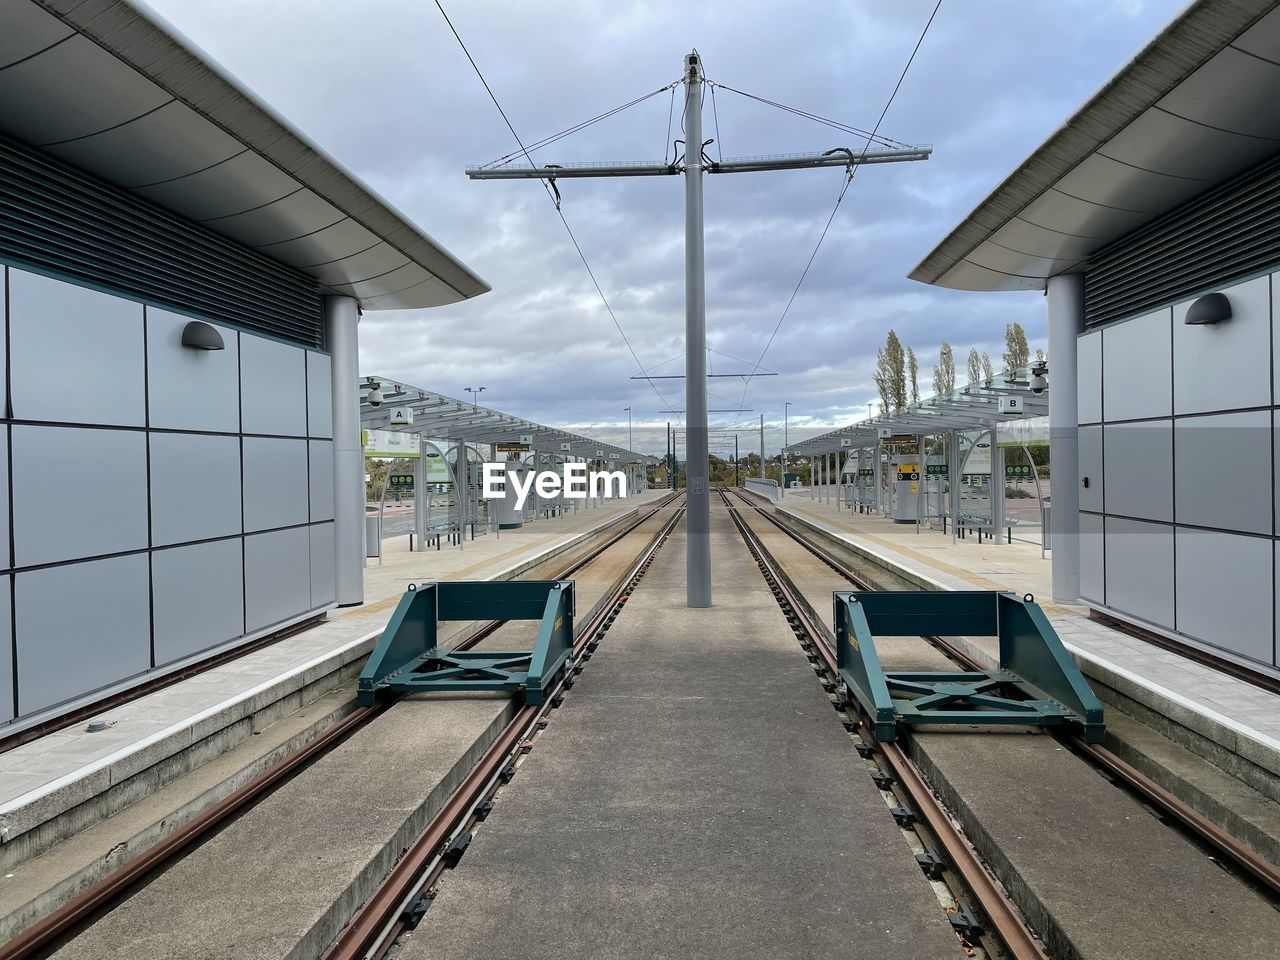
{"left": 624, "top": 406, "right": 632, "bottom": 451}
{"left": 782, "top": 401, "right": 791, "bottom": 500}
{"left": 465, "top": 386, "right": 486, "bottom": 410}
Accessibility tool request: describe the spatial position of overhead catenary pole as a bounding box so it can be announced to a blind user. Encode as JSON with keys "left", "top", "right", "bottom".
{"left": 465, "top": 51, "right": 930, "bottom": 608}
{"left": 759, "top": 414, "right": 765, "bottom": 480}
{"left": 683, "top": 51, "right": 712, "bottom": 607}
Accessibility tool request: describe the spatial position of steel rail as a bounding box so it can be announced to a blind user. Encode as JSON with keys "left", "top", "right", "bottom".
{"left": 727, "top": 487, "right": 1280, "bottom": 899}
{"left": 719, "top": 489, "right": 1050, "bottom": 960}
{"left": 0, "top": 493, "right": 682, "bottom": 960}
{"left": 322, "top": 502, "right": 686, "bottom": 960}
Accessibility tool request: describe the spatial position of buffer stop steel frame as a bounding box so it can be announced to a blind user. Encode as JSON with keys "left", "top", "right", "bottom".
{"left": 835, "top": 590, "right": 1104, "bottom": 743}
{"left": 359, "top": 580, "right": 575, "bottom": 706}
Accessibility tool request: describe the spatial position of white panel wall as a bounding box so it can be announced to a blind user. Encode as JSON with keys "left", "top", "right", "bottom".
{"left": 1079, "top": 512, "right": 1105, "bottom": 605}
{"left": 307, "top": 351, "right": 333, "bottom": 438}
{"left": 1104, "top": 517, "right": 1175, "bottom": 630}
{"left": 1078, "top": 425, "right": 1104, "bottom": 514}
{"left": 1176, "top": 529, "right": 1272, "bottom": 663}
{"left": 152, "top": 539, "right": 245, "bottom": 666}
{"left": 11, "top": 426, "right": 149, "bottom": 567}
{"left": 0, "top": 577, "right": 11, "bottom": 723}
{"left": 1173, "top": 275, "right": 1270, "bottom": 415}
{"left": 8, "top": 268, "right": 145, "bottom": 426}
{"left": 1104, "top": 421, "right": 1172, "bottom": 521}
{"left": 1103, "top": 309, "right": 1171, "bottom": 421}
{"left": 310, "top": 522, "right": 336, "bottom": 607}
{"left": 15, "top": 553, "right": 151, "bottom": 714}
{"left": 240, "top": 335, "right": 307, "bottom": 437}
{"left": 0, "top": 266, "right": 337, "bottom": 724}
{"left": 1081, "top": 270, "right": 1280, "bottom": 667}
{"left": 1174, "top": 411, "right": 1271, "bottom": 535}
{"left": 243, "top": 437, "right": 309, "bottom": 531}
{"left": 245, "top": 527, "right": 311, "bottom": 632}
{"left": 149, "top": 433, "right": 242, "bottom": 545}
{"left": 147, "top": 308, "right": 240, "bottom": 432}
{"left": 1076, "top": 331, "right": 1102, "bottom": 425}
{"left": 309, "top": 440, "right": 334, "bottom": 521}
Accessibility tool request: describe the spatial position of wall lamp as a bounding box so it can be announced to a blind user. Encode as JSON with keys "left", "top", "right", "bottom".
{"left": 1184, "top": 292, "right": 1232, "bottom": 325}
{"left": 180, "top": 320, "right": 225, "bottom": 350}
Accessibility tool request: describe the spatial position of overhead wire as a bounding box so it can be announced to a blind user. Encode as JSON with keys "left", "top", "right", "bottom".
{"left": 432, "top": 0, "right": 680, "bottom": 422}
{"left": 733, "top": 0, "right": 945, "bottom": 409}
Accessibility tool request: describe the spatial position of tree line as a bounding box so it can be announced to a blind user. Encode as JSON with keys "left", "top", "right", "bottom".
{"left": 873, "top": 322, "right": 1045, "bottom": 414}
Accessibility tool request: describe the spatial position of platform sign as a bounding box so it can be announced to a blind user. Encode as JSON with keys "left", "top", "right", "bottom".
{"left": 996, "top": 415, "right": 1049, "bottom": 448}
{"left": 896, "top": 463, "right": 920, "bottom": 482}
{"left": 389, "top": 406, "right": 414, "bottom": 426}
{"left": 560, "top": 442, "right": 573, "bottom": 451}
{"left": 388, "top": 474, "right": 415, "bottom": 489}
{"left": 926, "top": 463, "right": 948, "bottom": 476}
{"left": 421, "top": 442, "right": 453, "bottom": 483}
{"left": 840, "top": 438, "right": 852, "bottom": 447}
{"left": 520, "top": 434, "right": 534, "bottom": 445}
{"left": 1005, "top": 463, "right": 1034, "bottom": 479}
{"left": 998, "top": 396, "right": 1025, "bottom": 416}
{"left": 362, "top": 429, "right": 420, "bottom": 458}
{"left": 497, "top": 441, "right": 530, "bottom": 453}
{"left": 608, "top": 452, "right": 620, "bottom": 460}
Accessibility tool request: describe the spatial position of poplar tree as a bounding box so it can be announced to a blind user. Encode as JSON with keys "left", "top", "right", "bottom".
{"left": 933, "top": 342, "right": 955, "bottom": 398}
{"left": 966, "top": 347, "right": 981, "bottom": 385}
{"left": 1003, "top": 321, "right": 1029, "bottom": 378}
{"left": 981, "top": 351, "right": 993, "bottom": 384}
{"left": 874, "top": 329, "right": 908, "bottom": 412}
{"left": 906, "top": 346, "right": 920, "bottom": 406}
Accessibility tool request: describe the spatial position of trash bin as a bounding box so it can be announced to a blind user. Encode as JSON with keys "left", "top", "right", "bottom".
{"left": 366, "top": 515, "right": 382, "bottom": 558}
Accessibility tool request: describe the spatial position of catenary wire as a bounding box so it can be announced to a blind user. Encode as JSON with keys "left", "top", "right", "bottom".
{"left": 432, "top": 0, "right": 680, "bottom": 424}
{"left": 735, "top": 0, "right": 945, "bottom": 407}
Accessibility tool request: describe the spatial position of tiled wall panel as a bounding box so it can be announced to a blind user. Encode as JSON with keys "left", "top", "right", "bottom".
{"left": 0, "top": 266, "right": 336, "bottom": 727}
{"left": 1104, "top": 421, "right": 1172, "bottom": 521}
{"left": 1176, "top": 529, "right": 1272, "bottom": 664}
{"left": 152, "top": 539, "right": 245, "bottom": 666}
{"left": 307, "top": 351, "right": 333, "bottom": 439}
{"left": 1080, "top": 511, "right": 1105, "bottom": 604}
{"left": 15, "top": 553, "right": 150, "bottom": 714}
{"left": 1103, "top": 309, "right": 1170, "bottom": 422}
{"left": 1078, "top": 425, "right": 1104, "bottom": 514}
{"left": 11, "top": 425, "right": 148, "bottom": 567}
{"left": 8, "top": 268, "right": 145, "bottom": 426}
{"left": 147, "top": 308, "right": 240, "bottom": 432}
{"left": 244, "top": 527, "right": 311, "bottom": 632}
{"left": 309, "top": 440, "right": 334, "bottom": 521}
{"left": 240, "top": 335, "right": 307, "bottom": 437}
{"left": 1104, "top": 517, "right": 1175, "bottom": 630}
{"left": 149, "top": 433, "right": 242, "bottom": 545}
{"left": 310, "top": 522, "right": 336, "bottom": 607}
{"left": 243, "top": 437, "right": 309, "bottom": 532}
{"left": 1174, "top": 411, "right": 1271, "bottom": 535}
{"left": 1077, "top": 331, "right": 1102, "bottom": 424}
{"left": 1173, "top": 275, "right": 1270, "bottom": 416}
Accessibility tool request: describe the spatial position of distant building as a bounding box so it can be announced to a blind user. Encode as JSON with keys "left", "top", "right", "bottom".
{"left": 912, "top": 0, "right": 1280, "bottom": 672}
{"left": 0, "top": 0, "right": 488, "bottom": 728}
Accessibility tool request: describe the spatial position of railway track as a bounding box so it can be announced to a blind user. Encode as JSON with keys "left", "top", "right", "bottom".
{"left": 718, "top": 487, "right": 1048, "bottom": 960}
{"left": 0, "top": 493, "right": 684, "bottom": 960}
{"left": 722, "top": 487, "right": 1280, "bottom": 954}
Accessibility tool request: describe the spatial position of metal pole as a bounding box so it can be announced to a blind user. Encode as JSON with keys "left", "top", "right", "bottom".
{"left": 759, "top": 414, "right": 765, "bottom": 480}
{"left": 734, "top": 434, "right": 739, "bottom": 488}
{"left": 683, "top": 50, "right": 711, "bottom": 608}
{"left": 782, "top": 402, "right": 789, "bottom": 500}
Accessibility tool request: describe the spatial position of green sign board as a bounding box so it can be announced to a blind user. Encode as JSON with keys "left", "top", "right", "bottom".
{"left": 1005, "top": 464, "right": 1034, "bottom": 479}
{"left": 926, "top": 463, "right": 948, "bottom": 476}
{"left": 388, "top": 474, "right": 415, "bottom": 489}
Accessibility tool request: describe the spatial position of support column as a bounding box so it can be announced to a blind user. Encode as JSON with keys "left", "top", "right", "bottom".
{"left": 683, "top": 50, "right": 711, "bottom": 608}
{"left": 413, "top": 436, "right": 427, "bottom": 551}
{"left": 325, "top": 296, "right": 363, "bottom": 606}
{"left": 990, "top": 429, "right": 1004, "bottom": 545}
{"left": 1047, "top": 272, "right": 1084, "bottom": 602}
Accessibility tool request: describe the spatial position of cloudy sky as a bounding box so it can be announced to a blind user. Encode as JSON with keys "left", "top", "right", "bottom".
{"left": 149, "top": 0, "right": 1184, "bottom": 456}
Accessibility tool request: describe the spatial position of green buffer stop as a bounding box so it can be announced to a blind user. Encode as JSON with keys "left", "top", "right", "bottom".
{"left": 834, "top": 591, "right": 1104, "bottom": 743}
{"left": 359, "top": 580, "right": 575, "bottom": 706}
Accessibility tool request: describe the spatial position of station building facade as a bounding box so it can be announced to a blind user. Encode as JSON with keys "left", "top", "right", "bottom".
{"left": 0, "top": 1, "right": 488, "bottom": 729}
{"left": 912, "top": 0, "right": 1280, "bottom": 674}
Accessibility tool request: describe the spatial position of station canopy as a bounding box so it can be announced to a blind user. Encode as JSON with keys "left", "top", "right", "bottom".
{"left": 359, "top": 375, "right": 657, "bottom": 465}
{"left": 0, "top": 0, "right": 488, "bottom": 310}
{"left": 786, "top": 376, "right": 1049, "bottom": 456}
{"left": 910, "top": 0, "right": 1280, "bottom": 292}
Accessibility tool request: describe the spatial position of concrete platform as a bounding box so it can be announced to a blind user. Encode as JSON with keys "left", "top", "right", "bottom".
{"left": 774, "top": 492, "right": 1280, "bottom": 793}
{"left": 405, "top": 504, "right": 962, "bottom": 959}
{"left": 0, "top": 491, "right": 665, "bottom": 943}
